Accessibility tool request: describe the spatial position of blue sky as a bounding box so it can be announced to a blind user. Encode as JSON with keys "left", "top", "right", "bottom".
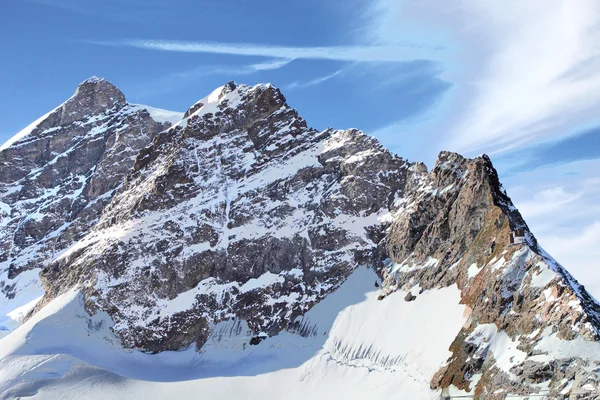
{"left": 1, "top": 0, "right": 600, "bottom": 296}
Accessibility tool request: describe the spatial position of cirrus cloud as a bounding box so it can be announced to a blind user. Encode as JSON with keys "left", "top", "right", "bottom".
{"left": 87, "top": 38, "right": 447, "bottom": 63}
{"left": 366, "top": 0, "right": 600, "bottom": 156}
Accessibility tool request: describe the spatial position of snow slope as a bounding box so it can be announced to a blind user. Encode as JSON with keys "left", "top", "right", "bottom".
{"left": 0, "top": 109, "right": 58, "bottom": 151}
{"left": 0, "top": 103, "right": 183, "bottom": 151}
{"left": 131, "top": 104, "right": 184, "bottom": 125}
{"left": 0, "top": 269, "right": 45, "bottom": 339}
{"left": 0, "top": 267, "right": 468, "bottom": 399}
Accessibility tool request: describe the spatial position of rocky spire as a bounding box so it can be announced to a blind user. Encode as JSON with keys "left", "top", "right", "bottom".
{"left": 221, "top": 80, "right": 237, "bottom": 95}
{"left": 0, "top": 77, "right": 177, "bottom": 302}
{"left": 58, "top": 77, "right": 127, "bottom": 125}
{"left": 183, "top": 81, "right": 240, "bottom": 118}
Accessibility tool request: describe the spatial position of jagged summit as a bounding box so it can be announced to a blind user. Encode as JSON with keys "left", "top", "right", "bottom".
{"left": 58, "top": 77, "right": 127, "bottom": 125}
{"left": 0, "top": 77, "right": 124, "bottom": 154}
{"left": 80, "top": 75, "right": 108, "bottom": 84}
{"left": 0, "top": 78, "right": 182, "bottom": 310}
{"left": 183, "top": 81, "right": 275, "bottom": 119}
{"left": 74, "top": 76, "right": 123, "bottom": 101}
{"left": 0, "top": 78, "right": 181, "bottom": 156}
{"left": 183, "top": 80, "right": 237, "bottom": 118}
{"left": 222, "top": 80, "right": 237, "bottom": 94}
{"left": 1, "top": 80, "right": 599, "bottom": 398}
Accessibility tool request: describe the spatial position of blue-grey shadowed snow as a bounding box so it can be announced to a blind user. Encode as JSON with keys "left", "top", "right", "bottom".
{"left": 495, "top": 126, "right": 600, "bottom": 176}
{"left": 4, "top": 268, "right": 377, "bottom": 382}
{"left": 0, "top": 266, "right": 467, "bottom": 398}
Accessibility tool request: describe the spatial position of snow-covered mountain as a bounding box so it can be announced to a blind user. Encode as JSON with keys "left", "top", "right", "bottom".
{"left": 0, "top": 78, "right": 599, "bottom": 399}
{"left": 0, "top": 77, "right": 182, "bottom": 333}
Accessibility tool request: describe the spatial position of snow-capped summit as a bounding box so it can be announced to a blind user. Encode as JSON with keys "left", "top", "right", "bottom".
{"left": 59, "top": 76, "right": 127, "bottom": 125}
{"left": 0, "top": 79, "right": 599, "bottom": 399}
{"left": 183, "top": 80, "right": 237, "bottom": 119}
{"left": 0, "top": 76, "right": 124, "bottom": 152}
{"left": 80, "top": 75, "right": 107, "bottom": 84}
{"left": 0, "top": 78, "right": 182, "bottom": 333}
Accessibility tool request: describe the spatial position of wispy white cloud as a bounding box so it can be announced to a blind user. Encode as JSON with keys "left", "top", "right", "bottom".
{"left": 89, "top": 39, "right": 446, "bottom": 63}
{"left": 129, "top": 59, "right": 292, "bottom": 98}
{"left": 513, "top": 186, "right": 586, "bottom": 220}
{"left": 366, "top": 0, "right": 600, "bottom": 156}
{"left": 249, "top": 59, "right": 292, "bottom": 71}
{"left": 95, "top": 1, "right": 600, "bottom": 161}
{"left": 172, "top": 59, "right": 292, "bottom": 79}
{"left": 285, "top": 69, "right": 345, "bottom": 90}
{"left": 446, "top": 0, "right": 600, "bottom": 155}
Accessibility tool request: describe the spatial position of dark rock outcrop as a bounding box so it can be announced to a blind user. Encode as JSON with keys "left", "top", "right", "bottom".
{"left": 378, "top": 152, "right": 600, "bottom": 397}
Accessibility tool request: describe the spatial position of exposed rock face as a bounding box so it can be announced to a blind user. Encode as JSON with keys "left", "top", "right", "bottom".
{"left": 1, "top": 78, "right": 599, "bottom": 397}
{"left": 0, "top": 77, "right": 182, "bottom": 303}
{"left": 380, "top": 152, "right": 600, "bottom": 397}
{"left": 40, "top": 83, "right": 411, "bottom": 352}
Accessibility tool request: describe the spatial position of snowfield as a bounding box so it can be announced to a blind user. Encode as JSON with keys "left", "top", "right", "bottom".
{"left": 0, "top": 267, "right": 467, "bottom": 399}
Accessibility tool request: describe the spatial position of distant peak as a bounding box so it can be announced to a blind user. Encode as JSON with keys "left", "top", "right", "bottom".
{"left": 222, "top": 81, "right": 237, "bottom": 94}
{"left": 58, "top": 77, "right": 127, "bottom": 125}
{"left": 80, "top": 76, "right": 108, "bottom": 85}
{"left": 76, "top": 76, "right": 121, "bottom": 95}
{"left": 436, "top": 150, "right": 466, "bottom": 164}
{"left": 210, "top": 81, "right": 239, "bottom": 103}
{"left": 182, "top": 82, "right": 288, "bottom": 120}
{"left": 183, "top": 82, "right": 238, "bottom": 118}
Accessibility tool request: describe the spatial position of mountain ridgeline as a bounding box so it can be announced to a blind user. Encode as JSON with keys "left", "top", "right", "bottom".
{"left": 0, "top": 78, "right": 599, "bottom": 398}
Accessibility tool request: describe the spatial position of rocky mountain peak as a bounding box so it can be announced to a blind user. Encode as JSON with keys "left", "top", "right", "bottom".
{"left": 221, "top": 80, "right": 237, "bottom": 95}
{"left": 182, "top": 82, "right": 234, "bottom": 118}
{"left": 183, "top": 81, "right": 283, "bottom": 120}
{"left": 58, "top": 77, "right": 127, "bottom": 125}
{"left": 0, "top": 78, "right": 180, "bottom": 303}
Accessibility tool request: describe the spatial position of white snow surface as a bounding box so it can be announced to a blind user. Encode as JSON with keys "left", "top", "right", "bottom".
{"left": 467, "top": 262, "right": 482, "bottom": 279}
{"left": 0, "top": 108, "right": 58, "bottom": 151}
{"left": 130, "top": 104, "right": 184, "bottom": 125}
{"left": 531, "top": 327, "right": 600, "bottom": 363}
{"left": 466, "top": 324, "right": 526, "bottom": 377}
{"left": 529, "top": 262, "right": 558, "bottom": 288}
{"left": 5, "top": 296, "right": 42, "bottom": 326}
{"left": 0, "top": 269, "right": 44, "bottom": 338}
{"left": 0, "top": 267, "right": 468, "bottom": 399}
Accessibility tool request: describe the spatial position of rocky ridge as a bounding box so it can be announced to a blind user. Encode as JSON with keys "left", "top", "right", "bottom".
{"left": 0, "top": 77, "right": 182, "bottom": 312}
{"left": 1, "top": 78, "right": 599, "bottom": 397}
{"left": 40, "top": 82, "right": 411, "bottom": 351}
{"left": 380, "top": 152, "right": 600, "bottom": 397}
